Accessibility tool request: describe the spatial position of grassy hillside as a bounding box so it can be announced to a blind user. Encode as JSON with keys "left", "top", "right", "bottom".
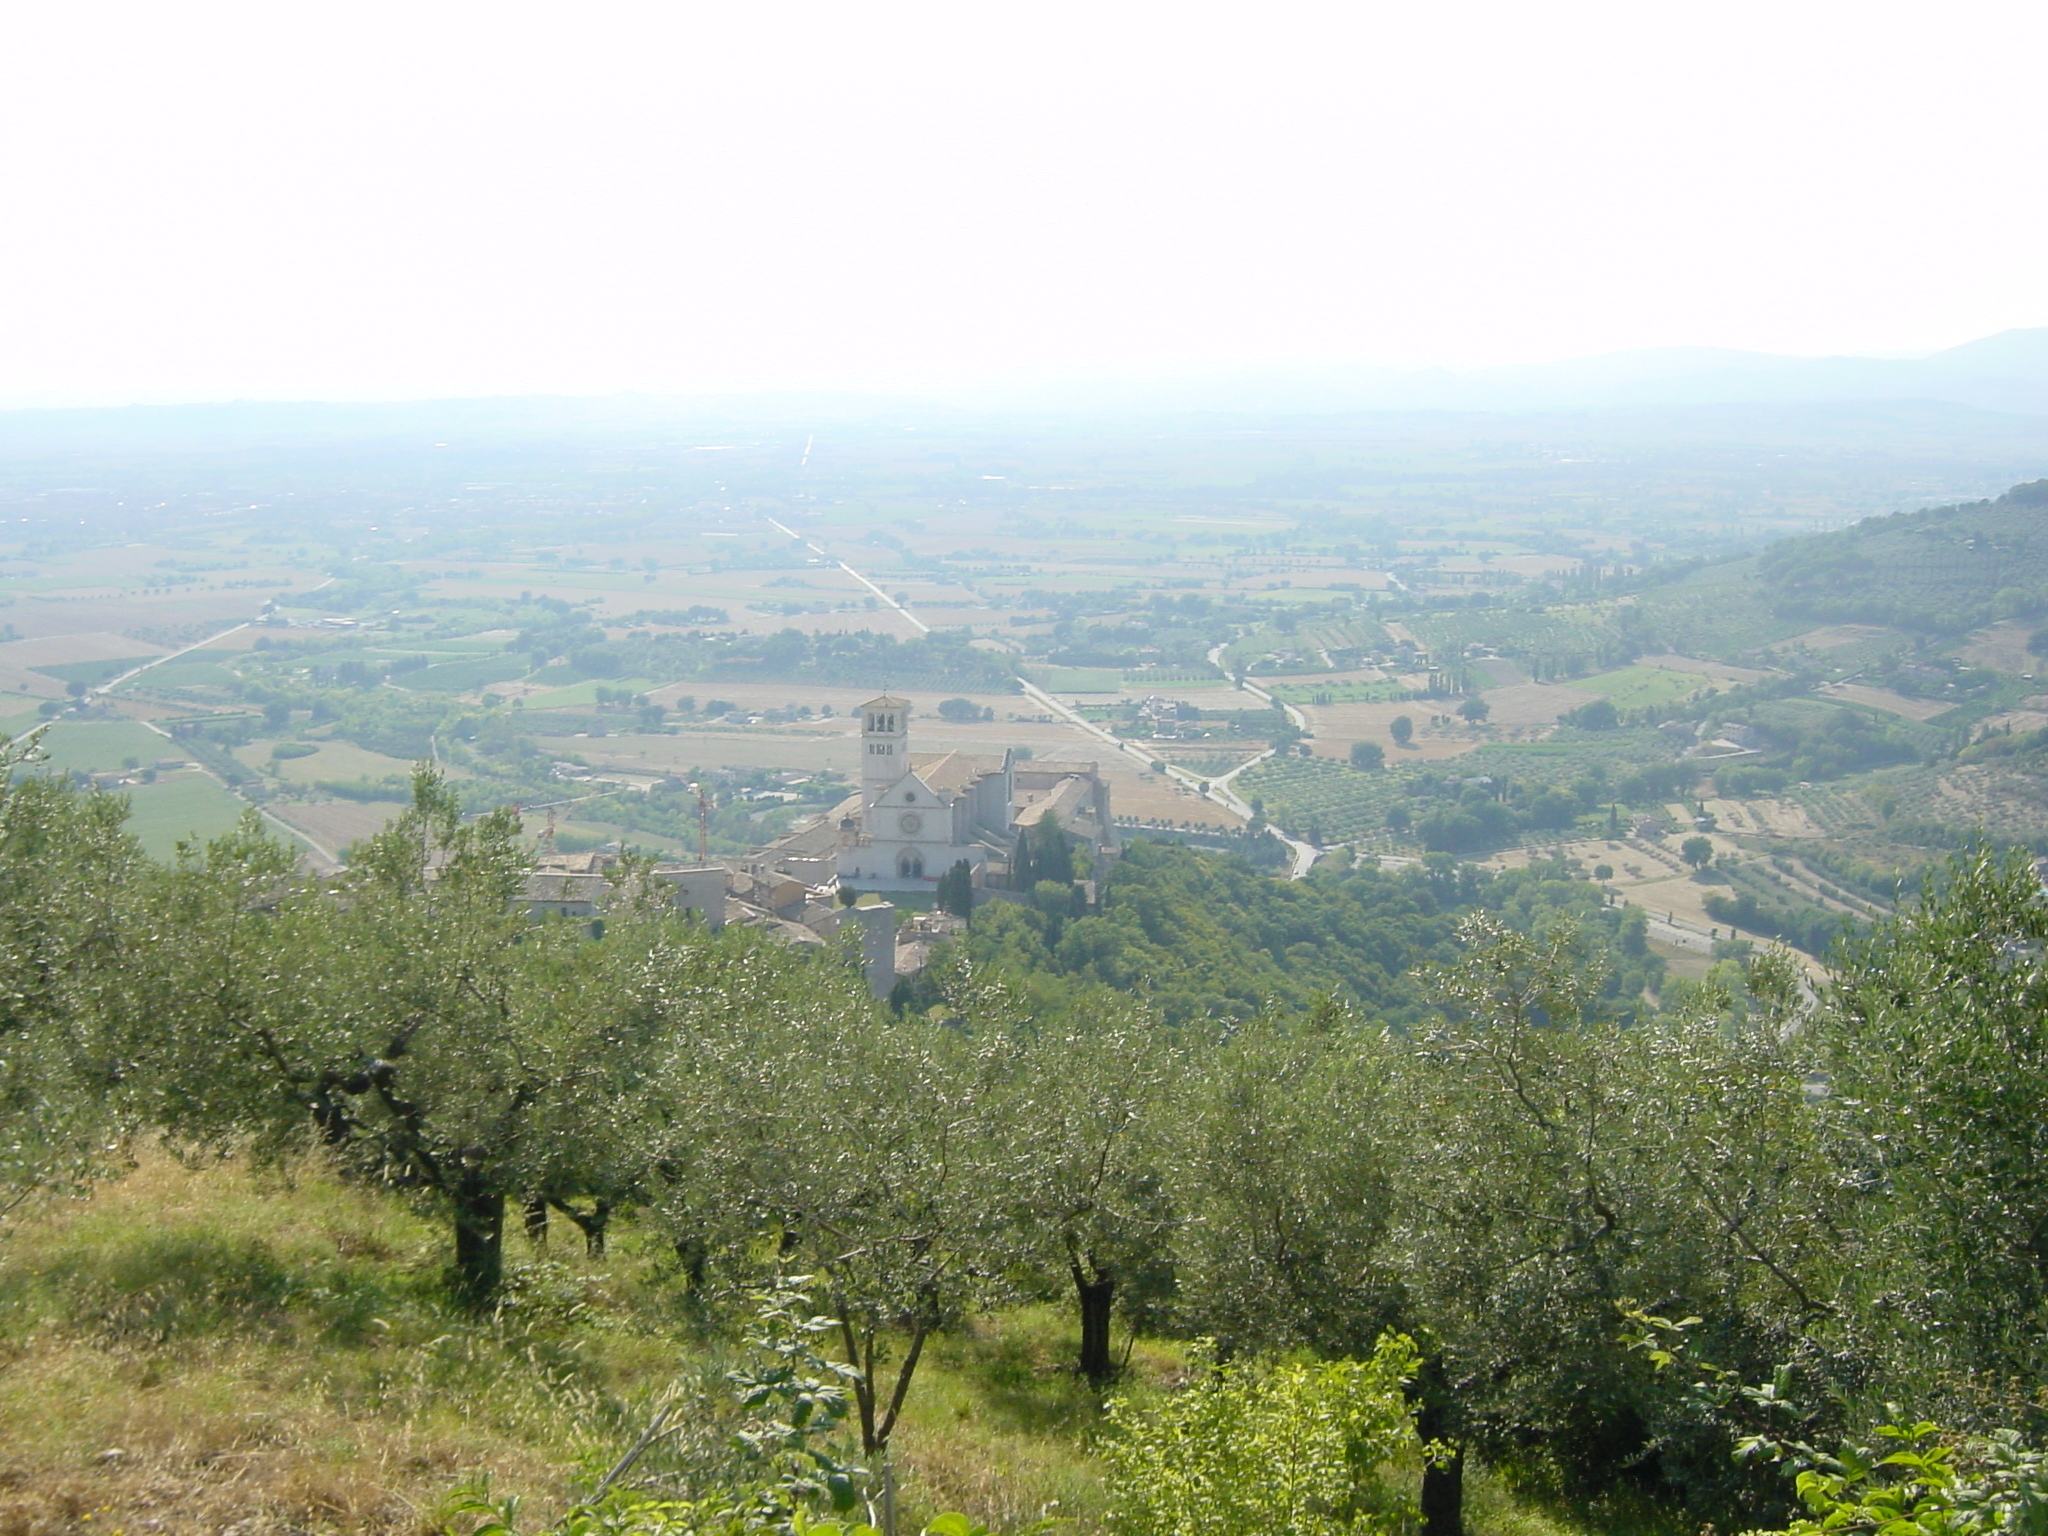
{"left": 0, "top": 1153, "right": 1601, "bottom": 1536}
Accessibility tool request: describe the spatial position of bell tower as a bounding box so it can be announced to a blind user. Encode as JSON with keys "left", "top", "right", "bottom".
{"left": 860, "top": 694, "right": 909, "bottom": 807}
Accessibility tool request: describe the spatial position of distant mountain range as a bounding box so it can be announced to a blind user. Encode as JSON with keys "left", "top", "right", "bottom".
{"left": 967, "top": 329, "right": 2048, "bottom": 417}
{"left": 4, "top": 332, "right": 2048, "bottom": 445}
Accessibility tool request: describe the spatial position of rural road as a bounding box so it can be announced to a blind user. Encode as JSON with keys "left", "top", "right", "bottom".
{"left": 1200, "top": 642, "right": 1319, "bottom": 877}
{"left": 764, "top": 516, "right": 930, "bottom": 636}
{"left": 82, "top": 606, "right": 343, "bottom": 867}
{"left": 90, "top": 620, "right": 253, "bottom": 698}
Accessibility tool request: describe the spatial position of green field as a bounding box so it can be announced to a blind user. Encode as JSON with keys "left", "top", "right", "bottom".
{"left": 119, "top": 772, "right": 255, "bottom": 859}
{"left": 30, "top": 656, "right": 160, "bottom": 687}
{"left": 523, "top": 676, "right": 664, "bottom": 708}
{"left": 31, "top": 720, "right": 173, "bottom": 772}
{"left": 1564, "top": 664, "right": 1713, "bottom": 711}
{"left": 1030, "top": 666, "right": 1123, "bottom": 693}
{"left": 261, "top": 740, "right": 422, "bottom": 786}
{"left": 0, "top": 692, "right": 42, "bottom": 737}
{"left": 386, "top": 637, "right": 511, "bottom": 654}
{"left": 404, "top": 654, "right": 530, "bottom": 692}
{"left": 131, "top": 659, "right": 241, "bottom": 692}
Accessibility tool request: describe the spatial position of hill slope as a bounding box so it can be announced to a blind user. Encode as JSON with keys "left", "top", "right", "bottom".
{"left": 1753, "top": 479, "right": 2048, "bottom": 633}
{"left": 1635, "top": 480, "right": 2048, "bottom": 656}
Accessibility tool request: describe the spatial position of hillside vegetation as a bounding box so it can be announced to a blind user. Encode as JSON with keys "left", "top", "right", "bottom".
{"left": 9, "top": 732, "right": 2048, "bottom": 1534}
{"left": 1755, "top": 478, "right": 2048, "bottom": 632}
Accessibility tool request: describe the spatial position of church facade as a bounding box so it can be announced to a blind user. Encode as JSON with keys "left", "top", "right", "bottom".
{"left": 835, "top": 694, "right": 1018, "bottom": 890}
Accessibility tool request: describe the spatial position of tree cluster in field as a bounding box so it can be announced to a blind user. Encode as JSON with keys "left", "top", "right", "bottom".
{"left": 1013, "top": 589, "right": 1323, "bottom": 673}
{"left": 572, "top": 770, "right": 847, "bottom": 857}
{"left": 1403, "top": 604, "right": 1646, "bottom": 685}
{"left": 1244, "top": 732, "right": 1703, "bottom": 853}
{"left": 1399, "top": 761, "right": 1688, "bottom": 854}
{"left": 8, "top": 738, "right": 2048, "bottom": 1531}
{"left": 1716, "top": 699, "right": 1929, "bottom": 783}
{"left": 358, "top": 617, "right": 1020, "bottom": 700}
{"left": 1701, "top": 887, "right": 1851, "bottom": 957}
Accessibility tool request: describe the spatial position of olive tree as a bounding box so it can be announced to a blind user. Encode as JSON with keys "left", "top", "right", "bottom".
{"left": 1167, "top": 999, "right": 1404, "bottom": 1362}
{"left": 1386, "top": 918, "right": 1834, "bottom": 1534}
{"left": 0, "top": 743, "right": 143, "bottom": 1228}
{"left": 997, "top": 1003, "right": 1183, "bottom": 1382}
{"left": 1814, "top": 847, "right": 2048, "bottom": 1415}
{"left": 646, "top": 951, "right": 1014, "bottom": 1459}
{"left": 133, "top": 772, "right": 678, "bottom": 1307}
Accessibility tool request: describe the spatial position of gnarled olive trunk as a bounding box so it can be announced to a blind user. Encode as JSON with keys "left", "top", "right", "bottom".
{"left": 452, "top": 1176, "right": 505, "bottom": 1309}
{"left": 1071, "top": 1259, "right": 1118, "bottom": 1383}
{"left": 546, "top": 1197, "right": 612, "bottom": 1257}
{"left": 1420, "top": 1439, "right": 1465, "bottom": 1536}
{"left": 673, "top": 1234, "right": 709, "bottom": 1289}
{"left": 1412, "top": 1355, "right": 1465, "bottom": 1536}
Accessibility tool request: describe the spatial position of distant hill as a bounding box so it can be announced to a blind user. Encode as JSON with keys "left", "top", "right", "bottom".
{"left": 1633, "top": 478, "right": 2048, "bottom": 656}
{"left": 970, "top": 329, "right": 2048, "bottom": 417}
{"left": 7, "top": 330, "right": 2048, "bottom": 437}
{"left": 1751, "top": 479, "right": 2048, "bottom": 633}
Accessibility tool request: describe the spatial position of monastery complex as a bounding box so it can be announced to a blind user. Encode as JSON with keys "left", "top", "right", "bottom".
{"left": 524, "top": 694, "right": 1118, "bottom": 998}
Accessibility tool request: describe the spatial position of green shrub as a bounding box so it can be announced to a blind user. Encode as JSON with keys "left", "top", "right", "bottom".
{"left": 1742, "top": 1418, "right": 2048, "bottom": 1535}
{"left": 1100, "top": 1332, "right": 1419, "bottom": 1536}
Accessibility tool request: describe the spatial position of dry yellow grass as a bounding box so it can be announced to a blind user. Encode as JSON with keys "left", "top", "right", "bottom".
{"left": 1297, "top": 699, "right": 1484, "bottom": 764}
{"left": 1957, "top": 620, "right": 2038, "bottom": 677}
{"left": 264, "top": 800, "right": 406, "bottom": 857}
{"left": 0, "top": 1153, "right": 1603, "bottom": 1536}
{"left": 1815, "top": 682, "right": 1953, "bottom": 722}
{"left": 0, "top": 1152, "right": 647, "bottom": 1536}
{"left": 0, "top": 1156, "right": 1132, "bottom": 1536}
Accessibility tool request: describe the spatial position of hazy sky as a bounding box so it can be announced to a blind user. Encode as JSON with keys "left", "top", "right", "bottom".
{"left": 3, "top": 0, "right": 2045, "bottom": 406}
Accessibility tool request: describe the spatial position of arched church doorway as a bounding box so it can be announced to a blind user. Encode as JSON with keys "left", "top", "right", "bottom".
{"left": 897, "top": 849, "right": 925, "bottom": 880}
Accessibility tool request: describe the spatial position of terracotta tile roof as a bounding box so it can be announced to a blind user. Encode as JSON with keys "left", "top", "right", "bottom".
{"left": 909, "top": 750, "right": 1007, "bottom": 793}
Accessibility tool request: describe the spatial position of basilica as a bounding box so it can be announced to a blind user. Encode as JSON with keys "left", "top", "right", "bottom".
{"left": 748, "top": 693, "right": 1118, "bottom": 897}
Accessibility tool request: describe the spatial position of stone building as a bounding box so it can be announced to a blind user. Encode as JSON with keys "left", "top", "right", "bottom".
{"left": 752, "top": 693, "right": 1116, "bottom": 898}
